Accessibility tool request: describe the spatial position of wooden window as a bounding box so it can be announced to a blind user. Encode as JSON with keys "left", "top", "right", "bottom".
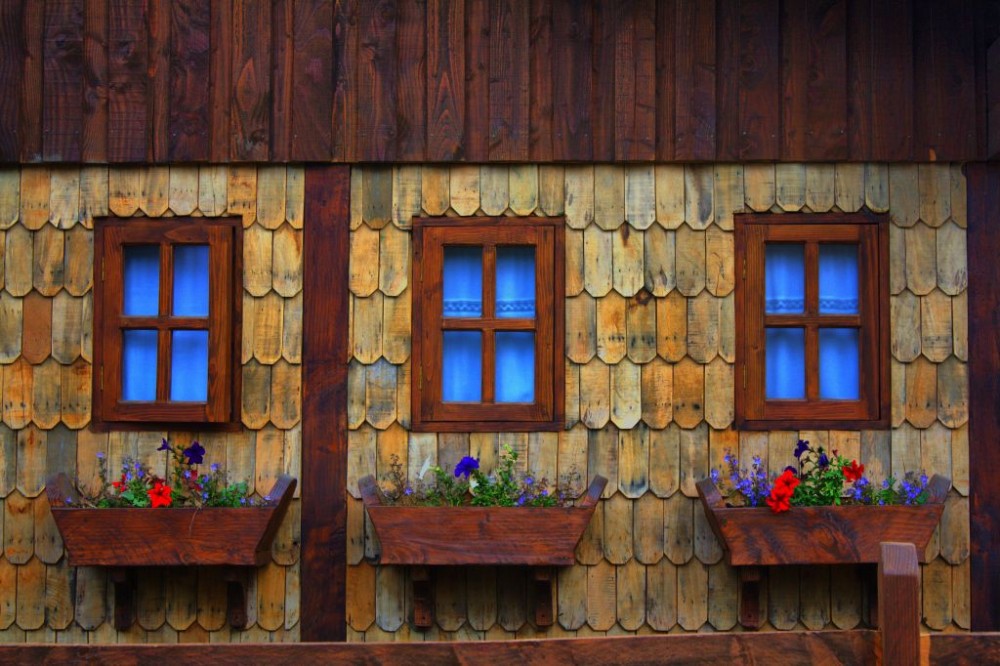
{"left": 412, "top": 217, "right": 564, "bottom": 432}
{"left": 735, "top": 212, "right": 889, "bottom": 430}
{"left": 93, "top": 217, "right": 242, "bottom": 428}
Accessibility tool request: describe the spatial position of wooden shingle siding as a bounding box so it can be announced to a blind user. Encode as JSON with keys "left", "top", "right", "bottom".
{"left": 0, "top": 165, "right": 303, "bottom": 643}
{"left": 2, "top": 0, "right": 998, "bottom": 165}
{"left": 346, "top": 162, "right": 969, "bottom": 639}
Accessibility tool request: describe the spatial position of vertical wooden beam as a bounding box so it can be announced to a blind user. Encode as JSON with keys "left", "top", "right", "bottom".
{"left": 968, "top": 163, "right": 1000, "bottom": 630}
{"left": 0, "top": 0, "right": 24, "bottom": 161}
{"left": 301, "top": 165, "right": 350, "bottom": 641}
{"left": 877, "top": 542, "right": 919, "bottom": 666}
{"left": 988, "top": 38, "right": 1000, "bottom": 160}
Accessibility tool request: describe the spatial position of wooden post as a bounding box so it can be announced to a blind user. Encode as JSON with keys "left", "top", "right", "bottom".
{"left": 878, "top": 542, "right": 920, "bottom": 666}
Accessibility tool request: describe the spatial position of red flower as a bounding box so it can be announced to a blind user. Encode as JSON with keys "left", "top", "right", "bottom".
{"left": 767, "top": 469, "right": 800, "bottom": 513}
{"left": 842, "top": 460, "right": 865, "bottom": 483}
{"left": 148, "top": 482, "right": 173, "bottom": 508}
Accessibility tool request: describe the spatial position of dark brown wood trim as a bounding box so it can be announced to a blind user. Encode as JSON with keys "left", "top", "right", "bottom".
{"left": 300, "top": 165, "right": 350, "bottom": 641}
{"left": 0, "top": 631, "right": 878, "bottom": 664}
{"left": 967, "top": 162, "right": 1000, "bottom": 631}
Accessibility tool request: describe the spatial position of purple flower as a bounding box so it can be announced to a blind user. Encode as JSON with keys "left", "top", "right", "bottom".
{"left": 784, "top": 466, "right": 797, "bottom": 474}
{"left": 183, "top": 470, "right": 192, "bottom": 479}
{"left": 64, "top": 497, "right": 72, "bottom": 504}
{"left": 158, "top": 439, "right": 171, "bottom": 452}
{"left": 404, "top": 487, "right": 414, "bottom": 496}
{"left": 793, "top": 440, "right": 810, "bottom": 458}
{"left": 182, "top": 442, "right": 205, "bottom": 465}
{"left": 96, "top": 452, "right": 105, "bottom": 460}
{"left": 454, "top": 456, "right": 480, "bottom": 478}
{"left": 210, "top": 463, "right": 220, "bottom": 473}
{"left": 818, "top": 453, "right": 829, "bottom": 467}
{"left": 524, "top": 477, "right": 534, "bottom": 486}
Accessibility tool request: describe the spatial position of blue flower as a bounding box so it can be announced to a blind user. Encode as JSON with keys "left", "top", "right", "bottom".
{"left": 454, "top": 456, "right": 480, "bottom": 478}
{"left": 182, "top": 442, "right": 205, "bottom": 465}
{"left": 524, "top": 477, "right": 534, "bottom": 485}
{"left": 710, "top": 468, "right": 720, "bottom": 485}
{"left": 404, "top": 487, "right": 414, "bottom": 496}
{"left": 210, "top": 463, "right": 220, "bottom": 473}
{"left": 64, "top": 497, "right": 72, "bottom": 504}
{"left": 793, "top": 439, "right": 810, "bottom": 458}
{"left": 818, "top": 453, "right": 829, "bottom": 467}
{"left": 183, "top": 470, "right": 192, "bottom": 479}
{"left": 157, "top": 439, "right": 171, "bottom": 452}
{"left": 96, "top": 451, "right": 105, "bottom": 460}
{"left": 516, "top": 495, "right": 527, "bottom": 506}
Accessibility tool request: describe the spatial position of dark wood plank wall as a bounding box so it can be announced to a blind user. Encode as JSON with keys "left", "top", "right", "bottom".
{"left": 1, "top": 0, "right": 997, "bottom": 164}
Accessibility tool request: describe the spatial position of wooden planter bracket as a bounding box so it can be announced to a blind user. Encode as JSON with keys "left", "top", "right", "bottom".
{"left": 407, "top": 566, "right": 555, "bottom": 631}
{"left": 106, "top": 566, "right": 251, "bottom": 631}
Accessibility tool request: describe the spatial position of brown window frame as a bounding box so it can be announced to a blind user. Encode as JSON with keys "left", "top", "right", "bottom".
{"left": 735, "top": 211, "right": 889, "bottom": 430}
{"left": 92, "top": 217, "right": 242, "bottom": 430}
{"left": 411, "top": 216, "right": 565, "bottom": 432}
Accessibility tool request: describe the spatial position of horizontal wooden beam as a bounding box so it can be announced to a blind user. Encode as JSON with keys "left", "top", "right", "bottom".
{"left": 1, "top": 631, "right": 878, "bottom": 665}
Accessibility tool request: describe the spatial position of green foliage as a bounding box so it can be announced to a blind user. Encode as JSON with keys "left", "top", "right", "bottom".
{"left": 379, "top": 445, "right": 577, "bottom": 508}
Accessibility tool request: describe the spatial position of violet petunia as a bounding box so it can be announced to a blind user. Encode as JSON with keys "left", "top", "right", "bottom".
{"left": 158, "top": 438, "right": 171, "bottom": 452}
{"left": 793, "top": 439, "right": 809, "bottom": 458}
{"left": 454, "top": 456, "right": 480, "bottom": 478}
{"left": 182, "top": 441, "right": 205, "bottom": 465}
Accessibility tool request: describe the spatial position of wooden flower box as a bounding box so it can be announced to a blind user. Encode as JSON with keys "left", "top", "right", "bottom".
{"left": 695, "top": 474, "right": 950, "bottom": 567}
{"left": 45, "top": 472, "right": 296, "bottom": 630}
{"left": 359, "top": 473, "right": 607, "bottom": 629}
{"left": 46, "top": 473, "right": 297, "bottom": 567}
{"left": 695, "top": 474, "right": 949, "bottom": 629}
{"left": 359, "top": 474, "right": 607, "bottom": 566}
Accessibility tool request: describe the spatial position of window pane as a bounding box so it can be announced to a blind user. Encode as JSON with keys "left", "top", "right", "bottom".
{"left": 495, "top": 332, "right": 534, "bottom": 402}
{"left": 765, "top": 244, "right": 804, "bottom": 314}
{"left": 443, "top": 247, "right": 482, "bottom": 317}
{"left": 819, "top": 328, "right": 860, "bottom": 399}
{"left": 496, "top": 246, "right": 535, "bottom": 318}
{"left": 170, "top": 330, "right": 209, "bottom": 401}
{"left": 122, "top": 330, "right": 158, "bottom": 400}
{"left": 765, "top": 328, "right": 805, "bottom": 399}
{"left": 819, "top": 244, "right": 859, "bottom": 314}
{"left": 442, "top": 331, "right": 482, "bottom": 401}
{"left": 123, "top": 246, "right": 160, "bottom": 316}
{"left": 173, "top": 245, "right": 210, "bottom": 316}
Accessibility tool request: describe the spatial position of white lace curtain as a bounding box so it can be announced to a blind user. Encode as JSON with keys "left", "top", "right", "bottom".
{"left": 764, "top": 243, "right": 860, "bottom": 400}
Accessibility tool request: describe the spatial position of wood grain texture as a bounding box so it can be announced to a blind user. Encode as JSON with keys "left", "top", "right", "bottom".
{"left": 1, "top": 1, "right": 997, "bottom": 163}
{"left": 300, "top": 166, "right": 350, "bottom": 641}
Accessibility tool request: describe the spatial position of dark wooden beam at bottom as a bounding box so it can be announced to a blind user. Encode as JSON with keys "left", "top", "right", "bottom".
{"left": 1, "top": 631, "right": 878, "bottom": 664}
{"left": 967, "top": 163, "right": 1000, "bottom": 630}
{"left": 300, "top": 165, "right": 351, "bottom": 641}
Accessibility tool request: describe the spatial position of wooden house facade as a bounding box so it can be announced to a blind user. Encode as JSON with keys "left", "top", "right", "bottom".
{"left": 0, "top": 0, "right": 999, "bottom": 647}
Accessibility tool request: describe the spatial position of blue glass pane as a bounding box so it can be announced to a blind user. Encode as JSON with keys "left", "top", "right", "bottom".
{"left": 496, "top": 332, "right": 534, "bottom": 402}
{"left": 173, "top": 245, "right": 210, "bottom": 316}
{"left": 819, "top": 328, "right": 860, "bottom": 399}
{"left": 819, "top": 244, "right": 859, "bottom": 314}
{"left": 442, "top": 331, "right": 482, "bottom": 401}
{"left": 765, "top": 244, "right": 804, "bottom": 314}
{"left": 122, "top": 330, "right": 157, "bottom": 400}
{"left": 443, "top": 247, "right": 482, "bottom": 317}
{"left": 765, "top": 328, "right": 805, "bottom": 399}
{"left": 496, "top": 246, "right": 535, "bottom": 318}
{"left": 123, "top": 246, "right": 159, "bottom": 316}
{"left": 170, "top": 330, "right": 209, "bottom": 401}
